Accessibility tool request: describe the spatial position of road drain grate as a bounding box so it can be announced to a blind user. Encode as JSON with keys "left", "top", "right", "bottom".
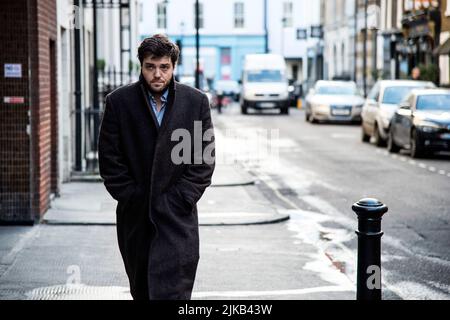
{"left": 25, "top": 285, "right": 132, "bottom": 300}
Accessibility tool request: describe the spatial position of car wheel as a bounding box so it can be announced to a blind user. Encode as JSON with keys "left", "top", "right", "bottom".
{"left": 361, "top": 125, "right": 371, "bottom": 143}
{"left": 373, "top": 123, "right": 387, "bottom": 147}
{"left": 387, "top": 129, "right": 400, "bottom": 153}
{"left": 308, "top": 113, "right": 318, "bottom": 124}
{"left": 241, "top": 102, "right": 248, "bottom": 115}
{"left": 411, "top": 129, "right": 425, "bottom": 159}
{"left": 280, "top": 106, "right": 289, "bottom": 115}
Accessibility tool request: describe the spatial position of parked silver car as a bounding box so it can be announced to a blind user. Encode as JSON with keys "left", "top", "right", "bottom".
{"left": 361, "top": 80, "right": 435, "bottom": 146}
{"left": 304, "top": 80, "right": 365, "bottom": 123}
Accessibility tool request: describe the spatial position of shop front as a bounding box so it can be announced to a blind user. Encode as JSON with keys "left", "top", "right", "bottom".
{"left": 400, "top": 4, "right": 441, "bottom": 80}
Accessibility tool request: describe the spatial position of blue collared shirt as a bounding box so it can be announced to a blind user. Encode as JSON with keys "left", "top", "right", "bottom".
{"left": 148, "top": 89, "right": 168, "bottom": 126}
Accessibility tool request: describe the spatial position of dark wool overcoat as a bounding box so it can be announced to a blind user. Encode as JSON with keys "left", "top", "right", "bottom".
{"left": 98, "top": 75, "right": 215, "bottom": 300}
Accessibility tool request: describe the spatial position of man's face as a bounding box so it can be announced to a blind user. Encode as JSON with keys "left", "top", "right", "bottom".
{"left": 141, "top": 55, "right": 174, "bottom": 93}
{"left": 412, "top": 68, "right": 420, "bottom": 79}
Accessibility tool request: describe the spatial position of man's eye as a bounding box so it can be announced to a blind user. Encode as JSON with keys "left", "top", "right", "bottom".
{"left": 161, "top": 66, "right": 169, "bottom": 71}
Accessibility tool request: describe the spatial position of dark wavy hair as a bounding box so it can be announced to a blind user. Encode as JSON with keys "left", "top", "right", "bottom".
{"left": 137, "top": 34, "right": 180, "bottom": 66}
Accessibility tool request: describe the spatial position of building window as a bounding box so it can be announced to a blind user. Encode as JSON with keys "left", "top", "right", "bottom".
{"left": 194, "top": 2, "right": 204, "bottom": 29}
{"left": 157, "top": 2, "right": 167, "bottom": 29}
{"left": 447, "top": 0, "right": 450, "bottom": 16}
{"left": 234, "top": 2, "right": 245, "bottom": 28}
{"left": 282, "top": 2, "right": 293, "bottom": 28}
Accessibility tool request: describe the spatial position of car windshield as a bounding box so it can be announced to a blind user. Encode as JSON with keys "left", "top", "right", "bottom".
{"left": 416, "top": 94, "right": 450, "bottom": 111}
{"left": 247, "top": 70, "right": 283, "bottom": 83}
{"left": 382, "top": 86, "right": 426, "bottom": 104}
{"left": 316, "top": 85, "right": 357, "bottom": 95}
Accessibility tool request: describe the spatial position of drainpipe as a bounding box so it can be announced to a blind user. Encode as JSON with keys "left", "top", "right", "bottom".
{"left": 195, "top": 0, "right": 200, "bottom": 89}
{"left": 74, "top": 0, "right": 82, "bottom": 171}
{"left": 363, "top": 0, "right": 368, "bottom": 97}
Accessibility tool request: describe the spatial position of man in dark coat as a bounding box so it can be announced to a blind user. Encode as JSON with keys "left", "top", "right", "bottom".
{"left": 98, "top": 34, "right": 215, "bottom": 300}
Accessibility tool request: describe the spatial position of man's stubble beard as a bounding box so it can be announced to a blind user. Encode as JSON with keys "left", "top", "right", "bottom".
{"left": 149, "top": 82, "right": 170, "bottom": 95}
{"left": 149, "top": 86, "right": 167, "bottom": 95}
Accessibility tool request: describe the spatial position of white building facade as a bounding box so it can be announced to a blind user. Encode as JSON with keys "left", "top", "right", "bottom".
{"left": 323, "top": 0, "right": 356, "bottom": 80}
{"left": 57, "top": 0, "right": 96, "bottom": 182}
{"left": 56, "top": 0, "right": 141, "bottom": 179}
{"left": 97, "top": 0, "right": 141, "bottom": 83}
{"left": 267, "top": 0, "right": 322, "bottom": 83}
{"left": 322, "top": 0, "right": 381, "bottom": 95}
{"left": 139, "top": 0, "right": 322, "bottom": 86}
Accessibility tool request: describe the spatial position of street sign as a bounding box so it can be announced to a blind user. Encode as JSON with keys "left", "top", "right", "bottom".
{"left": 4, "top": 64, "right": 22, "bottom": 78}
{"left": 296, "top": 28, "right": 307, "bottom": 40}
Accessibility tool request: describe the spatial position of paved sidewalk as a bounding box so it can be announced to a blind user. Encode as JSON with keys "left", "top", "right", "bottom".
{"left": 0, "top": 119, "right": 358, "bottom": 300}
{"left": 0, "top": 220, "right": 356, "bottom": 300}
{"left": 43, "top": 163, "right": 289, "bottom": 226}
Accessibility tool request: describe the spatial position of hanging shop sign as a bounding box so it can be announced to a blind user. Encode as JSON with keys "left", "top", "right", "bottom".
{"left": 409, "top": 21, "right": 432, "bottom": 38}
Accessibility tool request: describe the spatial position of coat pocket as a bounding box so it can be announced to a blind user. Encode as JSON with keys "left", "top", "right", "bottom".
{"left": 165, "top": 186, "right": 193, "bottom": 215}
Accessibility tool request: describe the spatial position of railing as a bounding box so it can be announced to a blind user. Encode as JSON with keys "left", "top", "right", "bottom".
{"left": 73, "top": 69, "right": 138, "bottom": 175}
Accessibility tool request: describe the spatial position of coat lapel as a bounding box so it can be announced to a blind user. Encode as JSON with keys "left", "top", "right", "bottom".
{"left": 139, "top": 84, "right": 160, "bottom": 133}
{"left": 158, "top": 79, "right": 177, "bottom": 136}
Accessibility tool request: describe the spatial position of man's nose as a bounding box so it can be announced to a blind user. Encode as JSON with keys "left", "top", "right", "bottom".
{"left": 154, "top": 68, "right": 161, "bottom": 77}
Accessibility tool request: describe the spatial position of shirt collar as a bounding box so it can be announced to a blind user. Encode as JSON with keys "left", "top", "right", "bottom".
{"left": 149, "top": 88, "right": 169, "bottom": 104}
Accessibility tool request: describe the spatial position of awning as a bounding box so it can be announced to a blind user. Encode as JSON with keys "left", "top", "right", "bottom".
{"left": 433, "top": 38, "right": 450, "bottom": 55}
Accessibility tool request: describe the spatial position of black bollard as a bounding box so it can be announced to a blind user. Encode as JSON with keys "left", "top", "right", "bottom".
{"left": 352, "top": 198, "right": 388, "bottom": 300}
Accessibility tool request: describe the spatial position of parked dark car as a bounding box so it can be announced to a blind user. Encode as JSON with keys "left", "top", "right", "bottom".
{"left": 388, "top": 89, "right": 450, "bottom": 158}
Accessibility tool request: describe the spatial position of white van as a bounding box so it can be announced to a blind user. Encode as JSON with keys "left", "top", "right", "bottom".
{"left": 240, "top": 54, "right": 289, "bottom": 114}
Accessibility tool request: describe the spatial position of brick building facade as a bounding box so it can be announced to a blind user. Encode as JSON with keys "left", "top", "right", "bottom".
{"left": 438, "top": 0, "right": 450, "bottom": 85}
{"left": 0, "top": 0, "right": 58, "bottom": 224}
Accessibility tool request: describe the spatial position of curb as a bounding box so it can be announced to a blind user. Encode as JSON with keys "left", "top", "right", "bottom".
{"left": 70, "top": 175, "right": 103, "bottom": 183}
{"left": 42, "top": 212, "right": 290, "bottom": 227}
{"left": 70, "top": 175, "right": 256, "bottom": 188}
{"left": 41, "top": 220, "right": 116, "bottom": 226}
{"left": 211, "top": 180, "right": 255, "bottom": 188}
{"left": 199, "top": 213, "right": 290, "bottom": 227}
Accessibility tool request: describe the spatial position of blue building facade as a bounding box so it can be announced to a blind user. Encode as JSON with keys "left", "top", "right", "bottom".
{"left": 141, "top": 34, "right": 265, "bottom": 87}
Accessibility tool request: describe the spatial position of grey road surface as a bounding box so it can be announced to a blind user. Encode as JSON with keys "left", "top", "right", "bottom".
{"left": 213, "top": 103, "right": 450, "bottom": 299}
